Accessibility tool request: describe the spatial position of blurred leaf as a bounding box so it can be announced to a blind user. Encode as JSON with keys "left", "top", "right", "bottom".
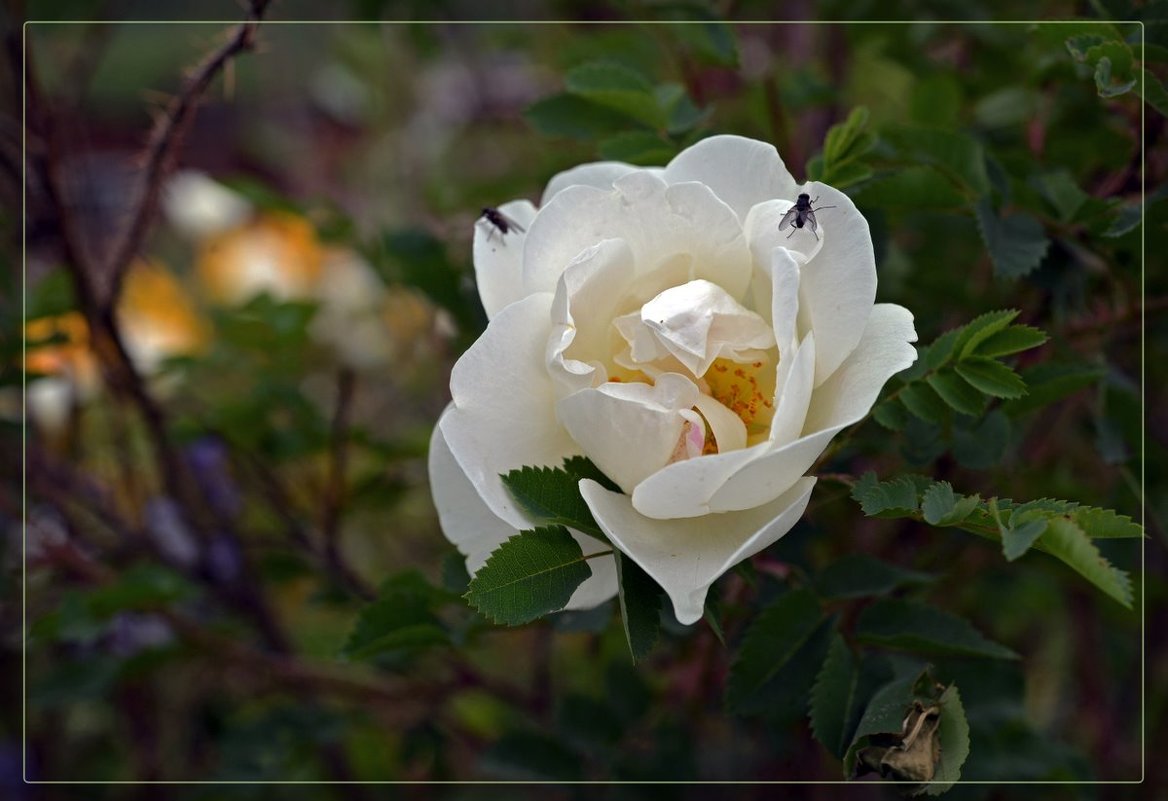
{"left": 910, "top": 74, "right": 962, "bottom": 127}
{"left": 974, "top": 199, "right": 1049, "bottom": 279}
{"left": 1002, "top": 362, "right": 1103, "bottom": 416}
{"left": 815, "top": 554, "right": 934, "bottom": 600}
{"left": 376, "top": 228, "right": 481, "bottom": 334}
{"left": 26, "top": 269, "right": 76, "bottom": 319}
{"left": 464, "top": 526, "right": 593, "bottom": 625}
{"left": 952, "top": 409, "right": 1012, "bottom": 470}
{"left": 481, "top": 730, "right": 583, "bottom": 780}
{"left": 1095, "top": 56, "right": 1138, "bottom": 96}
{"left": 814, "top": 106, "right": 876, "bottom": 187}
{"left": 665, "top": 15, "right": 739, "bottom": 67}
{"left": 1031, "top": 170, "right": 1089, "bottom": 222}
{"left": 899, "top": 381, "right": 950, "bottom": 423}
{"left": 726, "top": 589, "right": 826, "bottom": 714}
{"left": 1139, "top": 67, "right": 1168, "bottom": 115}
{"left": 564, "top": 61, "right": 666, "bottom": 128}
{"left": 882, "top": 126, "right": 989, "bottom": 195}
{"left": 656, "top": 82, "right": 708, "bottom": 135}
{"left": 614, "top": 550, "right": 662, "bottom": 663}
{"left": 854, "top": 599, "right": 1019, "bottom": 660}
{"left": 598, "top": 130, "right": 677, "bottom": 165}
{"left": 342, "top": 571, "right": 450, "bottom": 661}
{"left": 853, "top": 166, "right": 967, "bottom": 209}
{"left": 525, "top": 93, "right": 646, "bottom": 140}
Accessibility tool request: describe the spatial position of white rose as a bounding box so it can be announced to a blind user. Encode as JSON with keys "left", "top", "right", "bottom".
{"left": 429, "top": 135, "right": 918, "bottom": 625}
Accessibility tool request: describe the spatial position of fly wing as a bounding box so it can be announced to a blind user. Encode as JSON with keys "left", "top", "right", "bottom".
{"left": 778, "top": 207, "right": 799, "bottom": 231}
{"left": 496, "top": 210, "right": 526, "bottom": 234}
{"left": 805, "top": 210, "right": 819, "bottom": 235}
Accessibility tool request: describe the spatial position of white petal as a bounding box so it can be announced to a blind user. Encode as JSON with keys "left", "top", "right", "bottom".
{"left": 541, "top": 161, "right": 638, "bottom": 205}
{"left": 744, "top": 198, "right": 824, "bottom": 267}
{"left": 442, "top": 292, "right": 578, "bottom": 530}
{"left": 547, "top": 238, "right": 636, "bottom": 397}
{"left": 796, "top": 182, "right": 878, "bottom": 386}
{"left": 769, "top": 331, "right": 815, "bottom": 447}
{"left": 693, "top": 393, "right": 747, "bottom": 454}
{"left": 431, "top": 421, "right": 618, "bottom": 610}
{"left": 707, "top": 304, "right": 917, "bottom": 513}
{"left": 522, "top": 171, "right": 751, "bottom": 302}
{"left": 581, "top": 476, "right": 817, "bottom": 624}
{"left": 163, "top": 170, "right": 252, "bottom": 240}
{"left": 473, "top": 199, "right": 538, "bottom": 319}
{"left": 663, "top": 135, "right": 799, "bottom": 223}
{"left": 557, "top": 373, "right": 701, "bottom": 494}
{"left": 428, "top": 415, "right": 518, "bottom": 569}
{"left": 630, "top": 439, "right": 770, "bottom": 519}
{"left": 801, "top": 302, "right": 918, "bottom": 434}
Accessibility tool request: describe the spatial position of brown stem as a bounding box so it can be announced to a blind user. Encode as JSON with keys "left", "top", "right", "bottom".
{"left": 101, "top": 0, "right": 272, "bottom": 308}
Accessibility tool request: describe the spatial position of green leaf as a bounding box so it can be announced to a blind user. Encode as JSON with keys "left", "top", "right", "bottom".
{"left": 562, "top": 455, "right": 620, "bottom": 492}
{"left": 952, "top": 309, "right": 1019, "bottom": 358}
{"left": 955, "top": 358, "right": 1027, "bottom": 399}
{"left": 823, "top": 106, "right": 874, "bottom": 169}
{"left": 926, "top": 370, "right": 987, "bottom": 416}
{"left": 843, "top": 673, "right": 921, "bottom": 777}
{"left": 1002, "top": 362, "right": 1103, "bottom": 417}
{"left": 974, "top": 199, "right": 1050, "bottom": 280}
{"left": 525, "top": 93, "right": 646, "bottom": 140}
{"left": 726, "top": 589, "right": 824, "bottom": 713}
{"left": 852, "top": 472, "right": 921, "bottom": 518}
{"left": 1139, "top": 67, "right": 1168, "bottom": 116}
{"left": 614, "top": 550, "right": 662, "bottom": 663}
{"left": 598, "top": 130, "right": 676, "bottom": 165}
{"left": 1072, "top": 506, "right": 1144, "bottom": 539}
{"left": 921, "top": 481, "right": 980, "bottom": 526}
{"left": 1031, "top": 170, "right": 1089, "bottom": 222}
{"left": 1039, "top": 517, "right": 1133, "bottom": 608}
{"left": 1002, "top": 518, "right": 1048, "bottom": 562}
{"left": 899, "top": 382, "right": 950, "bottom": 424}
{"left": 342, "top": 572, "right": 450, "bottom": 660}
{"left": 656, "top": 83, "right": 708, "bottom": 135}
{"left": 952, "top": 409, "right": 1011, "bottom": 470}
{"left": 1095, "top": 56, "right": 1138, "bottom": 97}
{"left": 882, "top": 126, "right": 990, "bottom": 195}
{"left": 810, "top": 635, "right": 891, "bottom": 760}
{"left": 873, "top": 397, "right": 911, "bottom": 430}
{"left": 815, "top": 554, "right": 934, "bottom": 601}
{"left": 564, "top": 61, "right": 665, "bottom": 128}
{"left": 501, "top": 465, "right": 606, "bottom": 540}
{"left": 971, "top": 325, "right": 1048, "bottom": 358}
{"left": 851, "top": 166, "right": 967, "bottom": 209}
{"left": 667, "top": 18, "right": 739, "bottom": 67}
{"left": 921, "top": 685, "right": 970, "bottom": 795}
{"left": 482, "top": 730, "right": 583, "bottom": 780}
{"left": 923, "top": 328, "right": 962, "bottom": 371}
{"left": 464, "top": 527, "right": 595, "bottom": 625}
{"left": 854, "top": 599, "right": 1019, "bottom": 660}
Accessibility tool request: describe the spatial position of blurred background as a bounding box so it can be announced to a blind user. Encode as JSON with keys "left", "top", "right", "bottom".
{"left": 2, "top": 0, "right": 1162, "bottom": 797}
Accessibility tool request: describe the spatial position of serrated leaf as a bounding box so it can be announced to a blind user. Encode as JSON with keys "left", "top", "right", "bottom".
{"left": 899, "top": 382, "right": 950, "bottom": 423}
{"left": 852, "top": 473, "right": 922, "bottom": 518}
{"left": 955, "top": 357, "right": 1027, "bottom": 399}
{"left": 564, "top": 61, "right": 665, "bottom": 128}
{"left": 1002, "top": 362, "right": 1103, "bottom": 417}
{"left": 882, "top": 126, "right": 989, "bottom": 194}
{"left": 953, "top": 309, "right": 1019, "bottom": 358}
{"left": 972, "top": 325, "right": 1048, "bottom": 358}
{"left": 343, "top": 572, "right": 449, "bottom": 660}
{"left": 815, "top": 554, "right": 934, "bottom": 601}
{"left": 926, "top": 370, "right": 987, "bottom": 416}
{"left": 726, "top": 589, "right": 824, "bottom": 713}
{"left": 922, "top": 481, "right": 980, "bottom": 526}
{"left": 501, "top": 465, "right": 605, "bottom": 540}
{"left": 562, "top": 455, "right": 620, "bottom": 492}
{"left": 1002, "top": 518, "right": 1048, "bottom": 562}
{"left": 810, "top": 635, "right": 890, "bottom": 760}
{"left": 464, "top": 527, "right": 594, "bottom": 625}
{"left": 614, "top": 550, "right": 661, "bottom": 663}
{"left": 1039, "top": 517, "right": 1133, "bottom": 608}
{"left": 975, "top": 199, "right": 1049, "bottom": 279}
{"left": 1095, "top": 56, "right": 1137, "bottom": 97}
{"left": 920, "top": 685, "right": 970, "bottom": 795}
{"left": 843, "top": 673, "right": 921, "bottom": 777}
{"left": 922, "top": 328, "right": 961, "bottom": 371}
{"left": 1072, "top": 506, "right": 1144, "bottom": 539}
{"left": 855, "top": 599, "right": 1019, "bottom": 660}
{"left": 873, "top": 397, "right": 911, "bottom": 430}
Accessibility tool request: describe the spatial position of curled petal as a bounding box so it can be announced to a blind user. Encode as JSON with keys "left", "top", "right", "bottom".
{"left": 581, "top": 476, "right": 817, "bottom": 624}
{"left": 663, "top": 135, "right": 800, "bottom": 223}
{"left": 541, "top": 161, "right": 639, "bottom": 205}
{"left": 473, "top": 199, "right": 539, "bottom": 320}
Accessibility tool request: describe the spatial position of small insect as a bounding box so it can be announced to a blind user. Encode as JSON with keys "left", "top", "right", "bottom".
{"left": 778, "top": 193, "right": 836, "bottom": 241}
{"left": 478, "top": 207, "right": 526, "bottom": 242}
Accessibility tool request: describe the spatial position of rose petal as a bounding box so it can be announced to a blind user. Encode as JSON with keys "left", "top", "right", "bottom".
{"left": 744, "top": 198, "right": 824, "bottom": 268}
{"left": 540, "top": 161, "right": 638, "bottom": 205}
{"left": 442, "top": 292, "right": 578, "bottom": 530}
{"left": 630, "top": 439, "right": 770, "bottom": 519}
{"left": 473, "top": 199, "right": 539, "bottom": 320}
{"left": 557, "top": 373, "right": 702, "bottom": 493}
{"left": 708, "top": 303, "right": 917, "bottom": 512}
{"left": 430, "top": 420, "right": 617, "bottom": 609}
{"left": 522, "top": 171, "right": 751, "bottom": 302}
{"left": 768, "top": 331, "right": 815, "bottom": 447}
{"left": 581, "top": 476, "right": 817, "bottom": 624}
{"left": 663, "top": 135, "right": 800, "bottom": 223}
{"left": 794, "top": 182, "right": 878, "bottom": 386}
{"left": 800, "top": 302, "right": 918, "bottom": 434}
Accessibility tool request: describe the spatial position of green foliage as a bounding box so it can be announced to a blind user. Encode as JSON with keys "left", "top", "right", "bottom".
{"left": 614, "top": 550, "right": 662, "bottom": 663}
{"left": 807, "top": 106, "right": 875, "bottom": 187}
{"left": 854, "top": 599, "right": 1019, "bottom": 660}
{"left": 851, "top": 474, "right": 1140, "bottom": 607}
{"left": 923, "top": 685, "right": 971, "bottom": 795}
{"left": 814, "top": 554, "right": 934, "bottom": 600}
{"left": 974, "top": 199, "right": 1050, "bottom": 279}
{"left": 464, "top": 527, "right": 595, "bottom": 626}
{"left": 809, "top": 635, "right": 891, "bottom": 760}
{"left": 341, "top": 572, "right": 450, "bottom": 662}
{"left": 501, "top": 462, "right": 608, "bottom": 542}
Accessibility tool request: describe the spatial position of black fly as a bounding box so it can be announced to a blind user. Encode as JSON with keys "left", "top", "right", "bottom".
{"left": 479, "top": 207, "right": 526, "bottom": 242}
{"left": 778, "top": 193, "right": 836, "bottom": 241}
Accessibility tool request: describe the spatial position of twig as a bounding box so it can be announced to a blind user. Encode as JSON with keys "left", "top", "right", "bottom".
{"left": 101, "top": 0, "right": 272, "bottom": 309}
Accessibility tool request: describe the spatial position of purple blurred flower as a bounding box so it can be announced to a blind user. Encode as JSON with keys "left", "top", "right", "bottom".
{"left": 144, "top": 497, "right": 200, "bottom": 569}
{"left": 185, "top": 437, "right": 242, "bottom": 519}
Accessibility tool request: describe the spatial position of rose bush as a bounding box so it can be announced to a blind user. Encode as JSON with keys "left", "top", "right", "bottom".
{"left": 429, "top": 135, "right": 918, "bottom": 625}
